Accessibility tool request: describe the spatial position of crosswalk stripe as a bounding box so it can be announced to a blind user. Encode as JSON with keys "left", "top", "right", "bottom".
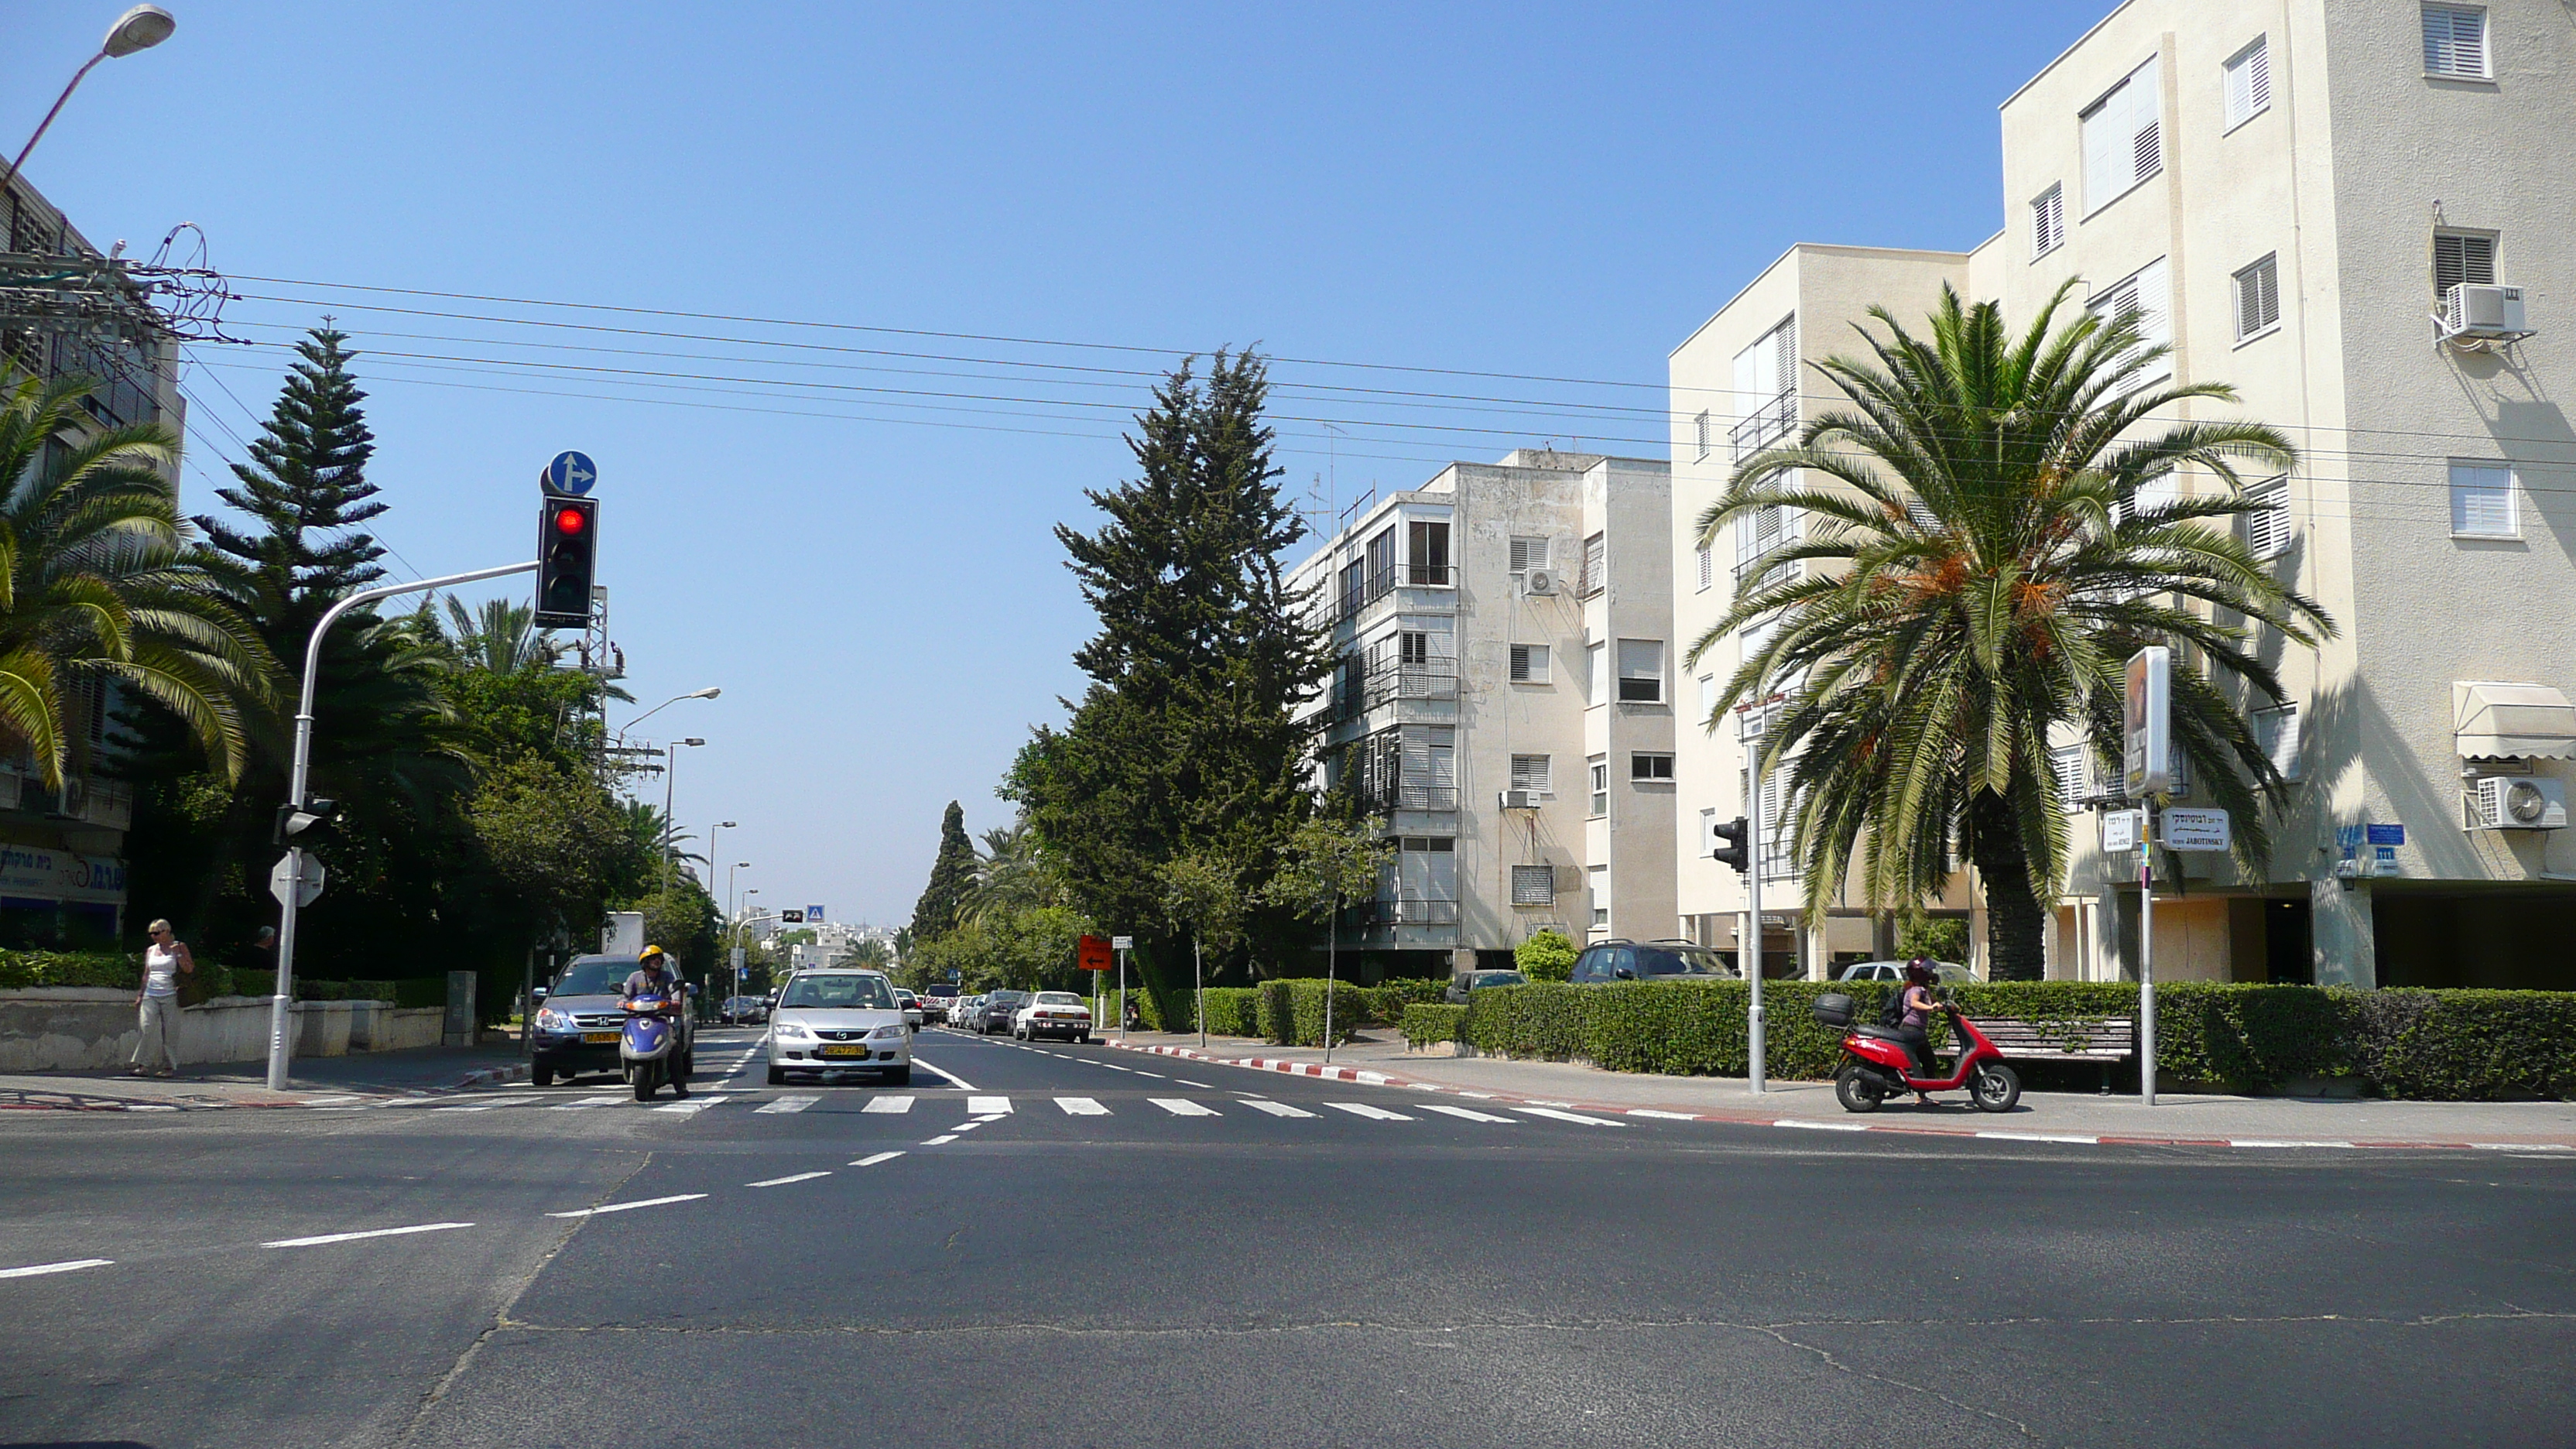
{"left": 543, "top": 1096, "right": 627, "bottom": 1111}
{"left": 755, "top": 1095, "right": 820, "bottom": 1115}
{"left": 1423, "top": 1104, "right": 1518, "bottom": 1124}
{"left": 1325, "top": 1101, "right": 1414, "bottom": 1122}
{"left": 1150, "top": 1098, "right": 1219, "bottom": 1116}
{"left": 1241, "top": 1099, "right": 1316, "bottom": 1118}
{"left": 967, "top": 1095, "right": 1012, "bottom": 1115}
{"left": 861, "top": 1095, "right": 914, "bottom": 1114}
{"left": 1055, "top": 1097, "right": 1110, "bottom": 1115}
{"left": 1517, "top": 1107, "right": 1625, "bottom": 1127}
{"left": 438, "top": 1094, "right": 542, "bottom": 1111}
{"left": 651, "top": 1095, "right": 731, "bottom": 1115}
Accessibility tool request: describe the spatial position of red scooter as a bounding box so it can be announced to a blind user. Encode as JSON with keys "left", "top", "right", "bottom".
{"left": 1813, "top": 992, "right": 2021, "bottom": 1114}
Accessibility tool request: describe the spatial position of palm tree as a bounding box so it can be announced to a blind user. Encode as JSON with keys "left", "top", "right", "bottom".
{"left": 1688, "top": 283, "right": 2333, "bottom": 980}
{"left": 439, "top": 595, "right": 563, "bottom": 674}
{"left": 0, "top": 374, "right": 276, "bottom": 784}
{"left": 959, "top": 817, "right": 1067, "bottom": 925}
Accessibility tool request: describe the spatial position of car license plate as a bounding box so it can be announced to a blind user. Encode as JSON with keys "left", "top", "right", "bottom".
{"left": 818, "top": 1044, "right": 867, "bottom": 1059}
{"left": 581, "top": 1031, "right": 618, "bottom": 1044}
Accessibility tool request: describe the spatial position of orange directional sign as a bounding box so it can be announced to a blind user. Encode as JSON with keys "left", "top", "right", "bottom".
{"left": 1078, "top": 934, "right": 1113, "bottom": 972}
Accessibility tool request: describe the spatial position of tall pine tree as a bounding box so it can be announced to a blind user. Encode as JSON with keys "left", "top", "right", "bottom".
{"left": 911, "top": 800, "right": 976, "bottom": 941}
{"left": 1007, "top": 351, "right": 1330, "bottom": 1014}
{"left": 197, "top": 327, "right": 389, "bottom": 642}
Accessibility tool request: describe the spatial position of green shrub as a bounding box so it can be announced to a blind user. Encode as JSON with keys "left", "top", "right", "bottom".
{"left": 1897, "top": 915, "right": 1970, "bottom": 963}
{"left": 235, "top": 968, "right": 276, "bottom": 999}
{"left": 0, "top": 949, "right": 140, "bottom": 992}
{"left": 394, "top": 978, "right": 447, "bottom": 1010}
{"left": 1401, "top": 1002, "right": 1466, "bottom": 1046}
{"left": 2341, "top": 988, "right": 2576, "bottom": 1101}
{"left": 1249, "top": 978, "right": 1368, "bottom": 1046}
{"left": 1199, "top": 986, "right": 1262, "bottom": 1037}
{"left": 1515, "top": 930, "right": 1577, "bottom": 983}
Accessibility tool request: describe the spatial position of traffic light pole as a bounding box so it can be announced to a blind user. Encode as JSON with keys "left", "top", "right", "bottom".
{"left": 265, "top": 560, "right": 538, "bottom": 1091}
{"left": 1745, "top": 738, "right": 1767, "bottom": 1097}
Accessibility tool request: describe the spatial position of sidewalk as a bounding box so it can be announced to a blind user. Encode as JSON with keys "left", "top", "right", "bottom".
{"left": 1105, "top": 1031, "right": 2576, "bottom": 1152}
{"left": 0, "top": 1043, "right": 532, "bottom": 1114}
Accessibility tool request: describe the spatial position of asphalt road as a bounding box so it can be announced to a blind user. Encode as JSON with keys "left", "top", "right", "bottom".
{"left": 3, "top": 1024, "right": 2570, "bottom": 1448}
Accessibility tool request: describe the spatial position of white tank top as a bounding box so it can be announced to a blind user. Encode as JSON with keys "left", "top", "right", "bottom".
{"left": 144, "top": 943, "right": 180, "bottom": 998}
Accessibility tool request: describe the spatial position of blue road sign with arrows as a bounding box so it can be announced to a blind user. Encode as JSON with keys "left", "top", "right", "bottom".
{"left": 543, "top": 450, "right": 598, "bottom": 495}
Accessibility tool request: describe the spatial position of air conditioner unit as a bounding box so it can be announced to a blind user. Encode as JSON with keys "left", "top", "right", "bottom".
{"left": 1499, "top": 789, "right": 1541, "bottom": 810}
{"left": 1522, "top": 567, "right": 1557, "bottom": 597}
{"left": 2471, "top": 774, "right": 2567, "bottom": 831}
{"left": 2444, "top": 283, "right": 2529, "bottom": 339}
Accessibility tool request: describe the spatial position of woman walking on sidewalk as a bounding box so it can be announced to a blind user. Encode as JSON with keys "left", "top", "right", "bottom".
{"left": 131, "top": 919, "right": 194, "bottom": 1077}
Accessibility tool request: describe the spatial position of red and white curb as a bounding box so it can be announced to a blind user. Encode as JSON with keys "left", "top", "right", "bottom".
{"left": 1105, "top": 1039, "right": 2574, "bottom": 1155}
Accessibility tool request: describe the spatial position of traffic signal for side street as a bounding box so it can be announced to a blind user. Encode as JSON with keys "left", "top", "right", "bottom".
{"left": 534, "top": 496, "right": 597, "bottom": 629}
{"left": 273, "top": 798, "right": 339, "bottom": 849}
{"left": 1711, "top": 816, "right": 1750, "bottom": 874}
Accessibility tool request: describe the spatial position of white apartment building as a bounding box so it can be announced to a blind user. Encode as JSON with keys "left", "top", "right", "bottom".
{"left": 1673, "top": 0, "right": 2576, "bottom": 989}
{"left": 1290, "top": 450, "right": 1675, "bottom": 978}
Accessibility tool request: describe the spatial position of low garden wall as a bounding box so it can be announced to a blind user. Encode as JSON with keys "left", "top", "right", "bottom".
{"left": 0, "top": 988, "right": 444, "bottom": 1072}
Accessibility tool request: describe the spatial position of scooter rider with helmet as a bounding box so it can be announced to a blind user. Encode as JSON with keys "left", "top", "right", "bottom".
{"left": 1896, "top": 957, "right": 1941, "bottom": 1105}
{"left": 621, "top": 945, "right": 689, "bottom": 1099}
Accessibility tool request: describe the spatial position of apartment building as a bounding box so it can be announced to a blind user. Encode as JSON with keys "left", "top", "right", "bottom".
{"left": 1289, "top": 450, "right": 1674, "bottom": 978}
{"left": 1670, "top": 0, "right": 2576, "bottom": 988}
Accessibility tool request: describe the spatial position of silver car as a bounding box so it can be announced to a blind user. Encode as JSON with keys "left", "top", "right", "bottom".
{"left": 766, "top": 970, "right": 913, "bottom": 1086}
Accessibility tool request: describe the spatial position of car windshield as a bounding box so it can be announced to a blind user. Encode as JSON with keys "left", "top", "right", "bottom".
{"left": 553, "top": 957, "right": 674, "bottom": 997}
{"left": 1633, "top": 946, "right": 1730, "bottom": 978}
{"left": 988, "top": 992, "right": 1027, "bottom": 1005}
{"left": 1471, "top": 971, "right": 1526, "bottom": 987}
{"left": 778, "top": 975, "right": 896, "bottom": 1010}
{"left": 1033, "top": 992, "right": 1082, "bottom": 1006}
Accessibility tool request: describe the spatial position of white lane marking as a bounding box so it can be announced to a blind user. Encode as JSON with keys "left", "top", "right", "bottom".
{"left": 1525, "top": 1099, "right": 1577, "bottom": 1107}
{"left": 1132, "top": 1072, "right": 1166, "bottom": 1080}
{"left": 1175, "top": 1079, "right": 1216, "bottom": 1089}
{"left": 547, "top": 1194, "right": 707, "bottom": 1218}
{"left": 1977, "top": 1130, "right": 2106, "bottom": 1145}
{"left": 748, "top": 1171, "right": 832, "bottom": 1188}
{"left": 1458, "top": 1091, "right": 1499, "bottom": 1100}
{"left": 446, "top": 1094, "right": 542, "bottom": 1108}
{"left": 1242, "top": 1099, "right": 1315, "bottom": 1117}
{"left": 852, "top": 1151, "right": 904, "bottom": 1166}
{"left": 436, "top": 1105, "right": 498, "bottom": 1113}
{"left": 1326, "top": 1102, "right": 1415, "bottom": 1122}
{"left": 1627, "top": 1108, "right": 1699, "bottom": 1121}
{"left": 861, "top": 1095, "right": 915, "bottom": 1114}
{"left": 1105, "top": 1064, "right": 1135, "bottom": 1072}
{"left": 1056, "top": 1097, "right": 1111, "bottom": 1115}
{"left": 0, "top": 1258, "right": 113, "bottom": 1279}
{"left": 1517, "top": 1108, "right": 1626, "bottom": 1128}
{"left": 298, "top": 1095, "right": 362, "bottom": 1106}
{"left": 544, "top": 1096, "right": 625, "bottom": 1111}
{"left": 911, "top": 1055, "right": 975, "bottom": 1091}
{"left": 755, "top": 1096, "right": 820, "bottom": 1115}
{"left": 652, "top": 1095, "right": 731, "bottom": 1115}
{"left": 1423, "top": 1104, "right": 1518, "bottom": 1124}
{"left": 264, "top": 1221, "right": 474, "bottom": 1248}
{"left": 1774, "top": 1118, "right": 1870, "bottom": 1132}
{"left": 966, "top": 1096, "right": 1012, "bottom": 1115}
{"left": 1151, "top": 1098, "right": 1220, "bottom": 1116}
{"left": 922, "top": 1134, "right": 959, "bottom": 1146}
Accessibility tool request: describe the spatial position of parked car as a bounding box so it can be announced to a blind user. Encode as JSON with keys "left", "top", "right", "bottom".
{"left": 975, "top": 990, "right": 1029, "bottom": 1034}
{"left": 766, "top": 969, "right": 911, "bottom": 1086}
{"left": 1013, "top": 991, "right": 1094, "bottom": 1043}
{"left": 530, "top": 954, "right": 696, "bottom": 1088}
{"left": 1838, "top": 959, "right": 1975, "bottom": 984}
{"left": 1567, "top": 940, "right": 1741, "bottom": 985}
{"left": 1444, "top": 969, "right": 1527, "bottom": 1004}
{"left": 919, "top": 985, "right": 958, "bottom": 1023}
{"left": 893, "top": 988, "right": 924, "bottom": 1030}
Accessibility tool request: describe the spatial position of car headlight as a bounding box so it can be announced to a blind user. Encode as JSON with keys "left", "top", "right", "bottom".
{"left": 868, "top": 1024, "right": 906, "bottom": 1041}
{"left": 534, "top": 1008, "right": 571, "bottom": 1031}
{"left": 775, "top": 1023, "right": 814, "bottom": 1040}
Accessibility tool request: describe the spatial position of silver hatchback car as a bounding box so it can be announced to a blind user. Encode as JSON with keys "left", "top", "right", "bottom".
{"left": 766, "top": 969, "right": 913, "bottom": 1086}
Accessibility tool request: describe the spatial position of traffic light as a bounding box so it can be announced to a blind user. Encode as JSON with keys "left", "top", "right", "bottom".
{"left": 1711, "top": 815, "right": 1750, "bottom": 874}
{"left": 273, "top": 798, "right": 340, "bottom": 849}
{"left": 534, "top": 496, "right": 598, "bottom": 629}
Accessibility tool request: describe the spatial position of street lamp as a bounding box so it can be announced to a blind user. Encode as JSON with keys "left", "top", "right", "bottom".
{"left": 620, "top": 686, "right": 719, "bottom": 744}
{"left": 707, "top": 820, "right": 737, "bottom": 898}
{"left": 661, "top": 738, "right": 705, "bottom": 893}
{"left": 3, "top": 7, "right": 178, "bottom": 192}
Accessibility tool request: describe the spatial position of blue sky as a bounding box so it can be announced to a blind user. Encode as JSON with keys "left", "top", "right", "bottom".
{"left": 5, "top": 1, "right": 2104, "bottom": 927}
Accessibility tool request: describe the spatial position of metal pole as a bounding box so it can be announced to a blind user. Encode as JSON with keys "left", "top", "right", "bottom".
{"left": 0, "top": 51, "right": 109, "bottom": 195}
{"left": 1194, "top": 937, "right": 1206, "bottom": 1049}
{"left": 1746, "top": 720, "right": 1768, "bottom": 1096}
{"left": 1321, "top": 889, "right": 1338, "bottom": 1064}
{"left": 1116, "top": 947, "right": 1127, "bottom": 1041}
{"left": 660, "top": 743, "right": 677, "bottom": 896}
{"left": 2139, "top": 807, "right": 2158, "bottom": 1107}
{"left": 267, "top": 561, "right": 537, "bottom": 1091}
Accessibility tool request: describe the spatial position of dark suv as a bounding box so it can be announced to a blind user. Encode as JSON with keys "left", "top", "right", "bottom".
{"left": 530, "top": 954, "right": 695, "bottom": 1087}
{"left": 1568, "top": 940, "right": 1738, "bottom": 985}
{"left": 975, "top": 989, "right": 1029, "bottom": 1034}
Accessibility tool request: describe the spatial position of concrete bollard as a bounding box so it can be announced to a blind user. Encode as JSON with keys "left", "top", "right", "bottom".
{"left": 443, "top": 971, "right": 477, "bottom": 1047}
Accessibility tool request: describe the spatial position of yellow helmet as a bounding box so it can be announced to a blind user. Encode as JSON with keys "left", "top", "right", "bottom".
{"left": 638, "top": 944, "right": 668, "bottom": 964}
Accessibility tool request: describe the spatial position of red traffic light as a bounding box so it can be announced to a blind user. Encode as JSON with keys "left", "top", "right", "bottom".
{"left": 553, "top": 506, "right": 589, "bottom": 536}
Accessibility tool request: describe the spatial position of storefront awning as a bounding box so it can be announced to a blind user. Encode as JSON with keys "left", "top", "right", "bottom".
{"left": 2454, "top": 681, "right": 2576, "bottom": 759}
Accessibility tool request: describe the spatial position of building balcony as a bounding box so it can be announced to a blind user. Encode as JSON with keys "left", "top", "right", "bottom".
{"left": 1731, "top": 388, "right": 1797, "bottom": 461}
{"left": 1352, "top": 897, "right": 1461, "bottom": 946}
{"left": 1358, "top": 783, "right": 1458, "bottom": 814}
{"left": 1334, "top": 664, "right": 1459, "bottom": 722}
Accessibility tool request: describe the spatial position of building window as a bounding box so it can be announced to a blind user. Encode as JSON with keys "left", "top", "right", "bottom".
{"left": 1695, "top": 543, "right": 1713, "bottom": 592}
{"left": 1694, "top": 410, "right": 1711, "bottom": 461}
{"left": 1509, "top": 754, "right": 1552, "bottom": 796}
{"left": 2423, "top": 4, "right": 2489, "bottom": 79}
{"left": 2245, "top": 478, "right": 2292, "bottom": 560}
{"left": 1587, "top": 864, "right": 1609, "bottom": 929}
{"left": 1508, "top": 643, "right": 1550, "bottom": 683}
{"left": 2253, "top": 704, "right": 2302, "bottom": 781}
{"left": 2434, "top": 231, "right": 2497, "bottom": 299}
{"left": 1579, "top": 532, "right": 1607, "bottom": 596}
{"left": 2450, "top": 461, "right": 2516, "bottom": 538}
{"left": 1587, "top": 640, "right": 1606, "bottom": 701}
{"left": 1731, "top": 316, "right": 1798, "bottom": 460}
{"left": 1697, "top": 675, "right": 1718, "bottom": 723}
{"left": 2112, "top": 467, "right": 2178, "bottom": 530}
{"left": 1406, "top": 519, "right": 1451, "bottom": 587}
{"left": 2080, "top": 55, "right": 2162, "bottom": 212}
{"left": 2050, "top": 744, "right": 2088, "bottom": 809}
{"left": 1510, "top": 864, "right": 1556, "bottom": 906}
{"left": 2234, "top": 253, "right": 2280, "bottom": 340}
{"left": 1589, "top": 755, "right": 1610, "bottom": 817}
{"left": 2224, "top": 36, "right": 2270, "bottom": 130}
{"left": 1616, "top": 639, "right": 1665, "bottom": 703}
{"left": 1509, "top": 536, "right": 1550, "bottom": 574}
{"left": 2089, "top": 257, "right": 2172, "bottom": 389}
{"left": 1631, "top": 752, "right": 1674, "bottom": 782}
{"left": 2031, "top": 183, "right": 2064, "bottom": 259}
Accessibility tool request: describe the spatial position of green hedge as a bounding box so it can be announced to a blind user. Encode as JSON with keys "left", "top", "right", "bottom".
{"left": 1400, "top": 1003, "right": 1466, "bottom": 1046}
{"left": 0, "top": 949, "right": 141, "bottom": 992}
{"left": 1199, "top": 986, "right": 1262, "bottom": 1037}
{"left": 224, "top": 969, "right": 433, "bottom": 1006}
{"left": 1453, "top": 980, "right": 2576, "bottom": 1101}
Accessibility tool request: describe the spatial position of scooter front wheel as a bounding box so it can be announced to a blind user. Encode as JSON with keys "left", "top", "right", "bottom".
{"left": 632, "top": 1064, "right": 657, "bottom": 1101}
{"left": 1970, "top": 1061, "right": 2022, "bottom": 1114}
{"left": 1834, "top": 1064, "right": 1886, "bottom": 1114}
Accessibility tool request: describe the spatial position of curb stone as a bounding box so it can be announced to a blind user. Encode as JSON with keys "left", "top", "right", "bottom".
{"left": 0, "top": 1058, "right": 532, "bottom": 1113}
{"left": 1105, "top": 1039, "right": 2573, "bottom": 1156}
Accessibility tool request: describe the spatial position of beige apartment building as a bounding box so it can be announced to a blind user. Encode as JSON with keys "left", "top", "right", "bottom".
{"left": 1672, "top": 0, "right": 2576, "bottom": 988}
{"left": 1289, "top": 450, "right": 1675, "bottom": 978}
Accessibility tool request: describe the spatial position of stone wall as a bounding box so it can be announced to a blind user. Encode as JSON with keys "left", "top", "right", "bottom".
{"left": 0, "top": 988, "right": 444, "bottom": 1072}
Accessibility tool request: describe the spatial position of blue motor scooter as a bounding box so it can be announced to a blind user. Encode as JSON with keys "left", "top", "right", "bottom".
{"left": 621, "top": 993, "right": 689, "bottom": 1102}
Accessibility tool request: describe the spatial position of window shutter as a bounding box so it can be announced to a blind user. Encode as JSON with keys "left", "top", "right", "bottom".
{"left": 2424, "top": 5, "right": 2487, "bottom": 77}
{"left": 1694, "top": 411, "right": 1711, "bottom": 461}
{"left": 1511, "top": 864, "right": 1556, "bottom": 906}
{"left": 2245, "top": 479, "right": 2290, "bottom": 559}
{"left": 1773, "top": 317, "right": 1798, "bottom": 402}
{"left": 2256, "top": 705, "right": 2302, "bottom": 780}
{"left": 1695, "top": 544, "right": 1713, "bottom": 591}
{"left": 2225, "top": 39, "right": 2269, "bottom": 128}
{"left": 2132, "top": 116, "right": 2161, "bottom": 183}
{"left": 2050, "top": 745, "right": 2087, "bottom": 807}
{"left": 1509, "top": 644, "right": 1548, "bottom": 683}
{"left": 2450, "top": 462, "right": 2515, "bottom": 536}
{"left": 1509, "top": 536, "right": 1550, "bottom": 573}
{"left": 1581, "top": 532, "right": 1606, "bottom": 594}
{"left": 2235, "top": 254, "right": 2280, "bottom": 338}
{"left": 2434, "top": 233, "right": 2496, "bottom": 296}
{"left": 2032, "top": 185, "right": 2063, "bottom": 258}
{"left": 1510, "top": 755, "right": 1551, "bottom": 794}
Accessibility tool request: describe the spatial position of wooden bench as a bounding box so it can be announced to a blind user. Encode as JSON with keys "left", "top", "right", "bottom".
{"left": 1971, "top": 1016, "right": 2136, "bottom": 1094}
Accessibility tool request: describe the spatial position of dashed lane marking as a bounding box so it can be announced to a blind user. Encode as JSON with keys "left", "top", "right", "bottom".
{"left": 1517, "top": 1108, "right": 1626, "bottom": 1128}
{"left": 912, "top": 1056, "right": 975, "bottom": 1091}
{"left": 1325, "top": 1102, "right": 1414, "bottom": 1122}
{"left": 1, "top": 1258, "right": 113, "bottom": 1279}
{"left": 1174, "top": 1079, "right": 1216, "bottom": 1088}
{"left": 852, "top": 1151, "right": 904, "bottom": 1166}
{"left": 755, "top": 1096, "right": 820, "bottom": 1115}
{"left": 1423, "top": 1105, "right": 1519, "bottom": 1124}
{"left": 1242, "top": 1100, "right": 1315, "bottom": 1118}
{"left": 547, "top": 1194, "right": 707, "bottom": 1218}
{"left": 922, "top": 1134, "right": 959, "bottom": 1146}
{"left": 861, "top": 1095, "right": 914, "bottom": 1114}
{"left": 1055, "top": 1097, "right": 1109, "bottom": 1115}
{"left": 966, "top": 1096, "right": 1012, "bottom": 1115}
{"left": 748, "top": 1171, "right": 832, "bottom": 1188}
{"left": 263, "top": 1221, "right": 474, "bottom": 1249}
{"left": 1150, "top": 1098, "right": 1220, "bottom": 1116}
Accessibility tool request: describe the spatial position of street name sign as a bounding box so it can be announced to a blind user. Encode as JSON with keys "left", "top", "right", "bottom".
{"left": 268, "top": 851, "right": 325, "bottom": 907}
{"left": 2366, "top": 823, "right": 2406, "bottom": 847}
{"left": 1111, "top": 935, "right": 1133, "bottom": 951}
{"left": 2101, "top": 809, "right": 2143, "bottom": 853}
{"left": 2161, "top": 807, "right": 2232, "bottom": 851}
{"left": 543, "top": 450, "right": 597, "bottom": 495}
